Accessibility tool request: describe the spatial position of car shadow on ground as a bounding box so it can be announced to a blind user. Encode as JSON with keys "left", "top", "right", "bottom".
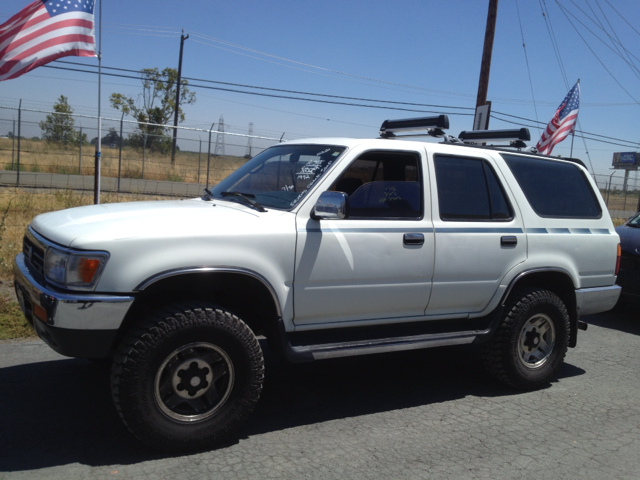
{"left": 583, "top": 307, "right": 640, "bottom": 336}
{"left": 0, "top": 343, "right": 585, "bottom": 472}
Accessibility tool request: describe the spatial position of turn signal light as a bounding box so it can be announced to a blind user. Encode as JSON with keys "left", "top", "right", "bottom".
{"left": 615, "top": 244, "right": 621, "bottom": 276}
{"left": 79, "top": 258, "right": 101, "bottom": 283}
{"left": 34, "top": 304, "right": 47, "bottom": 323}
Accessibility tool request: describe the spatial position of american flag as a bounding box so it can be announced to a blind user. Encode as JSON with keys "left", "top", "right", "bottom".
{"left": 536, "top": 82, "right": 580, "bottom": 155}
{"left": 0, "top": 0, "right": 95, "bottom": 82}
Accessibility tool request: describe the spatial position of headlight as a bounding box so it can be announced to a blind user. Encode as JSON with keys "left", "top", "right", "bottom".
{"left": 44, "top": 246, "right": 109, "bottom": 290}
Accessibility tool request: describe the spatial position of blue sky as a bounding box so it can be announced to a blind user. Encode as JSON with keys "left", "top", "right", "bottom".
{"left": 1, "top": 0, "right": 640, "bottom": 176}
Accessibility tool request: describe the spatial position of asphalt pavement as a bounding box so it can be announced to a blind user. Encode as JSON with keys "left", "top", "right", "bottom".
{"left": 0, "top": 306, "right": 639, "bottom": 479}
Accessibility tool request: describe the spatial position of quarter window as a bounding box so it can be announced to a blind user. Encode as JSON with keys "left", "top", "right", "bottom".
{"left": 502, "top": 154, "right": 601, "bottom": 218}
{"left": 434, "top": 155, "right": 512, "bottom": 221}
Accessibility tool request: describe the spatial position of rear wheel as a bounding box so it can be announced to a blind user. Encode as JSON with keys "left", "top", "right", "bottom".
{"left": 111, "top": 303, "right": 264, "bottom": 452}
{"left": 482, "top": 288, "right": 570, "bottom": 390}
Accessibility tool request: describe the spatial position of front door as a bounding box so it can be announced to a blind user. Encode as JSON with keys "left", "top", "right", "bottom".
{"left": 293, "top": 148, "right": 435, "bottom": 326}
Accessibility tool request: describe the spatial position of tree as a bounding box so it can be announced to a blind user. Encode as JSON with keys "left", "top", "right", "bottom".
{"left": 91, "top": 127, "right": 127, "bottom": 148}
{"left": 39, "top": 95, "right": 84, "bottom": 145}
{"left": 109, "top": 67, "right": 196, "bottom": 153}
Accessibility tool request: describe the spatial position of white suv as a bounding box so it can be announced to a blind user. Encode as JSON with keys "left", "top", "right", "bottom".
{"left": 14, "top": 116, "right": 621, "bottom": 451}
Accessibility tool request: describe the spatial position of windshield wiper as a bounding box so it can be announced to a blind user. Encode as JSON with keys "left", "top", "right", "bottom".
{"left": 219, "top": 191, "right": 267, "bottom": 212}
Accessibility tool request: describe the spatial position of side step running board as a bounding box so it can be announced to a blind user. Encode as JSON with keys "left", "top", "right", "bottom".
{"left": 277, "top": 320, "right": 478, "bottom": 363}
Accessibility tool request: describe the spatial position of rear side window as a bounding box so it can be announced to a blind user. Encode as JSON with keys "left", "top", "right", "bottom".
{"left": 502, "top": 154, "right": 601, "bottom": 218}
{"left": 434, "top": 155, "right": 512, "bottom": 221}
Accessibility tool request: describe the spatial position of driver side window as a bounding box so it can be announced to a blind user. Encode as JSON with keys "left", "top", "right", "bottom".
{"left": 330, "top": 150, "right": 422, "bottom": 219}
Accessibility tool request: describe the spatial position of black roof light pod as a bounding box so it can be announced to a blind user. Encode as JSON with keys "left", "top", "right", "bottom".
{"left": 380, "top": 115, "right": 450, "bottom": 138}
{"left": 458, "top": 128, "right": 531, "bottom": 147}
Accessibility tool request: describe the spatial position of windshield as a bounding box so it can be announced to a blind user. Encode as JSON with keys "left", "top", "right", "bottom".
{"left": 626, "top": 213, "right": 640, "bottom": 227}
{"left": 211, "top": 144, "right": 346, "bottom": 210}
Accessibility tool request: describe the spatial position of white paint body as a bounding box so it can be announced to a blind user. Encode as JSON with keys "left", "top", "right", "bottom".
{"left": 29, "top": 137, "right": 620, "bottom": 333}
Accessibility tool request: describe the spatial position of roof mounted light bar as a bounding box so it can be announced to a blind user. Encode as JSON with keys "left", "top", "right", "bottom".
{"left": 458, "top": 128, "right": 531, "bottom": 147}
{"left": 380, "top": 115, "right": 449, "bottom": 138}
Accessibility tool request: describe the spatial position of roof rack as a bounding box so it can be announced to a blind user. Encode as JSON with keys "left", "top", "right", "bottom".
{"left": 458, "top": 128, "right": 531, "bottom": 148}
{"left": 379, "top": 115, "right": 450, "bottom": 138}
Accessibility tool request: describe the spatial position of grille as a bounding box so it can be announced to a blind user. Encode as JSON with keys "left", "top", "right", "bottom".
{"left": 23, "top": 235, "right": 45, "bottom": 277}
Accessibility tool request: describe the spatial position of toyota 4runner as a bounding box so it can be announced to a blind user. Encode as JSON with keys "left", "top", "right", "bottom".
{"left": 14, "top": 115, "right": 621, "bottom": 451}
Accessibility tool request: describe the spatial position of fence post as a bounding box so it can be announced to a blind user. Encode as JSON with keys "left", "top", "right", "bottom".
{"left": 117, "top": 112, "right": 124, "bottom": 192}
{"left": 11, "top": 119, "right": 15, "bottom": 170}
{"left": 142, "top": 133, "right": 147, "bottom": 179}
{"left": 197, "top": 138, "right": 201, "bottom": 184}
{"left": 206, "top": 122, "right": 214, "bottom": 190}
{"left": 16, "top": 100, "right": 21, "bottom": 187}
{"left": 623, "top": 174, "right": 628, "bottom": 213}
{"left": 78, "top": 126, "right": 83, "bottom": 174}
{"left": 606, "top": 171, "right": 618, "bottom": 207}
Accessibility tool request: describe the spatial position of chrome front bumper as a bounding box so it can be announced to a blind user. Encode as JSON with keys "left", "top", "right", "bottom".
{"left": 13, "top": 253, "right": 134, "bottom": 357}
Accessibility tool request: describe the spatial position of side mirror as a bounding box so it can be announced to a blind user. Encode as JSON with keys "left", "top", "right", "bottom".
{"left": 311, "top": 191, "right": 349, "bottom": 220}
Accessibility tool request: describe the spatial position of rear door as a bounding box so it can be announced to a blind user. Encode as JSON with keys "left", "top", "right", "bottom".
{"left": 425, "top": 151, "right": 527, "bottom": 316}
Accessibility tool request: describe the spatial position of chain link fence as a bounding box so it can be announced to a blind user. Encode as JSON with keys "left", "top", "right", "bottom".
{"left": 1, "top": 105, "right": 639, "bottom": 216}
{"left": 592, "top": 171, "right": 640, "bottom": 219}
{"left": 0, "top": 105, "right": 281, "bottom": 196}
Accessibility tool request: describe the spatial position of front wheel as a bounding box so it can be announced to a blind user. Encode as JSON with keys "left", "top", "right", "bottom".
{"left": 481, "top": 288, "right": 570, "bottom": 390}
{"left": 111, "top": 303, "right": 264, "bottom": 452}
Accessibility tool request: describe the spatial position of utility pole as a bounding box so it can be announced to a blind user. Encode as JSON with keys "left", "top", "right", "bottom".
{"left": 474, "top": 0, "right": 498, "bottom": 130}
{"left": 171, "top": 30, "right": 188, "bottom": 165}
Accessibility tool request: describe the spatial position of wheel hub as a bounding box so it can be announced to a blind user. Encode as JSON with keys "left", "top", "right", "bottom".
{"left": 173, "top": 359, "right": 213, "bottom": 399}
{"left": 155, "top": 342, "right": 234, "bottom": 422}
{"left": 523, "top": 328, "right": 541, "bottom": 351}
{"left": 517, "top": 313, "right": 556, "bottom": 369}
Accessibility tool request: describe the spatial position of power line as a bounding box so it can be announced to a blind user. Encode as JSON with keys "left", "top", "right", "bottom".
{"left": 55, "top": 60, "right": 475, "bottom": 112}
{"left": 515, "top": 0, "right": 540, "bottom": 136}
{"left": 555, "top": 0, "right": 640, "bottom": 105}
{"left": 35, "top": 61, "right": 640, "bottom": 149}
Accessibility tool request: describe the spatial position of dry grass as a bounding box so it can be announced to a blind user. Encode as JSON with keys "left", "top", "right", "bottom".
{"left": 0, "top": 188, "right": 174, "bottom": 340}
{"left": 0, "top": 188, "right": 167, "bottom": 278}
{"left": 602, "top": 189, "right": 640, "bottom": 213}
{"left": 0, "top": 137, "right": 248, "bottom": 185}
{"left": 0, "top": 294, "right": 33, "bottom": 339}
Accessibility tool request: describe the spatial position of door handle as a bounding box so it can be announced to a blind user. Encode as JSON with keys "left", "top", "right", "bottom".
{"left": 501, "top": 235, "right": 517, "bottom": 247}
{"left": 404, "top": 233, "right": 424, "bottom": 245}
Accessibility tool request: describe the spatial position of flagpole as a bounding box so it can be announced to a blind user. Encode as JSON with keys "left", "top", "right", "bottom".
{"left": 93, "top": 0, "right": 102, "bottom": 205}
{"left": 569, "top": 79, "right": 579, "bottom": 158}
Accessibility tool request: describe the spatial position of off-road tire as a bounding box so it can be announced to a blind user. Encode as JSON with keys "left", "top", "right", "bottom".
{"left": 111, "top": 303, "right": 264, "bottom": 452}
{"left": 481, "top": 287, "right": 570, "bottom": 390}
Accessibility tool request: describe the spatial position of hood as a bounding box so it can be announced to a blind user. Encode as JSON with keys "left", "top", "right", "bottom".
{"left": 30, "top": 198, "right": 268, "bottom": 248}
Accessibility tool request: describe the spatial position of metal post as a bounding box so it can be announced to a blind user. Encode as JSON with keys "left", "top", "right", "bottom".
{"left": 206, "top": 122, "right": 214, "bottom": 189}
{"left": 606, "top": 170, "right": 618, "bottom": 207}
{"left": 17, "top": 100, "right": 21, "bottom": 187}
{"left": 142, "top": 133, "right": 147, "bottom": 179}
{"left": 94, "top": 0, "right": 102, "bottom": 204}
{"left": 117, "top": 111, "right": 124, "bottom": 192}
{"left": 11, "top": 119, "right": 15, "bottom": 170}
{"left": 78, "top": 126, "right": 83, "bottom": 174}
{"left": 623, "top": 169, "right": 630, "bottom": 213}
{"left": 197, "top": 138, "right": 202, "bottom": 184}
{"left": 171, "top": 31, "right": 189, "bottom": 165}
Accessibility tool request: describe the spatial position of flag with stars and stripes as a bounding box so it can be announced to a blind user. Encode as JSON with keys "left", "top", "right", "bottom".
{"left": 536, "top": 82, "right": 580, "bottom": 155}
{"left": 0, "top": 0, "right": 95, "bottom": 82}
